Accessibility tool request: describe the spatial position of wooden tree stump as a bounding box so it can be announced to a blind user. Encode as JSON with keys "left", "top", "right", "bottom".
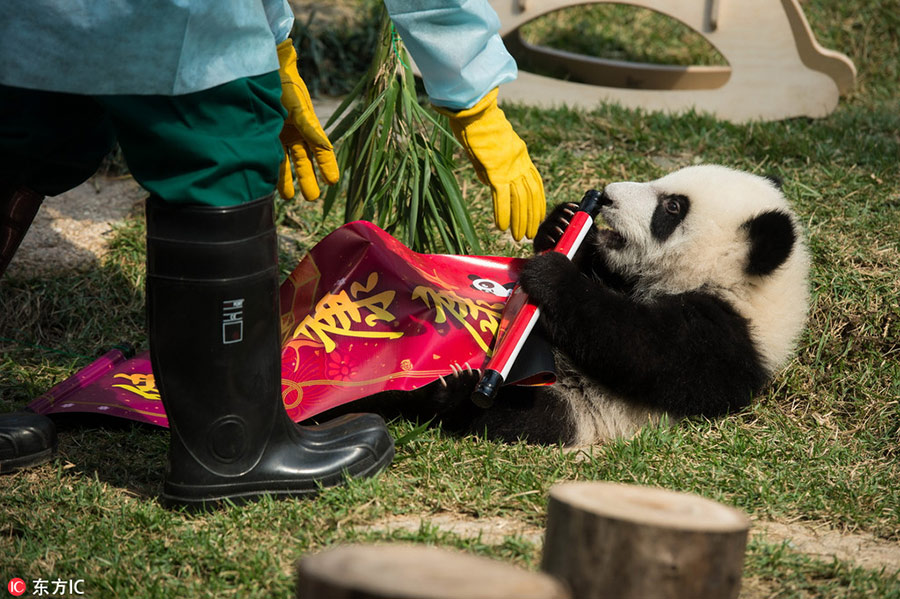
{"left": 541, "top": 482, "right": 750, "bottom": 599}
{"left": 297, "top": 543, "right": 570, "bottom": 599}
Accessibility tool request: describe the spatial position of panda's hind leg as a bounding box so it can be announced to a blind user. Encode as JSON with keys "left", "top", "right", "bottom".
{"left": 459, "top": 386, "right": 577, "bottom": 445}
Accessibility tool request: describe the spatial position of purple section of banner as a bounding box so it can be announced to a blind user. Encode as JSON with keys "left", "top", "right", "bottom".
{"left": 29, "top": 351, "right": 166, "bottom": 427}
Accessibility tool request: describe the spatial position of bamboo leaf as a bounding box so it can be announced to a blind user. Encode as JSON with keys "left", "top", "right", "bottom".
{"left": 332, "top": 86, "right": 391, "bottom": 141}
{"left": 326, "top": 7, "right": 481, "bottom": 254}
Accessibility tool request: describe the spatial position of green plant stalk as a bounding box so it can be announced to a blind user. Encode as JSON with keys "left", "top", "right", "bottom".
{"left": 323, "top": 9, "right": 481, "bottom": 254}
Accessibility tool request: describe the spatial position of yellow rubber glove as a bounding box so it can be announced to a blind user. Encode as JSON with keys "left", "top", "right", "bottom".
{"left": 436, "top": 88, "right": 545, "bottom": 240}
{"left": 276, "top": 38, "right": 339, "bottom": 201}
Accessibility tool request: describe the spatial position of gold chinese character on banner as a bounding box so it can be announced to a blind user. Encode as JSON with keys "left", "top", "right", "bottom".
{"left": 293, "top": 272, "right": 402, "bottom": 352}
{"left": 411, "top": 286, "right": 503, "bottom": 353}
{"left": 112, "top": 373, "right": 160, "bottom": 401}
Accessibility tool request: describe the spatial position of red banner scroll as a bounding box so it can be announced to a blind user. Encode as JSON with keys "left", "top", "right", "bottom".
{"left": 29, "top": 222, "right": 548, "bottom": 427}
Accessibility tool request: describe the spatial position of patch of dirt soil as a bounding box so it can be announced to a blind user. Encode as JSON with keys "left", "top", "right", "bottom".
{"left": 289, "top": 0, "right": 361, "bottom": 23}
{"left": 753, "top": 520, "right": 900, "bottom": 574}
{"left": 7, "top": 176, "right": 145, "bottom": 277}
{"left": 357, "top": 513, "right": 545, "bottom": 546}
{"left": 359, "top": 512, "right": 900, "bottom": 576}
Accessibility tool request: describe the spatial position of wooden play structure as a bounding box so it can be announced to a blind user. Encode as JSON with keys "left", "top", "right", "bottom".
{"left": 489, "top": 0, "right": 856, "bottom": 122}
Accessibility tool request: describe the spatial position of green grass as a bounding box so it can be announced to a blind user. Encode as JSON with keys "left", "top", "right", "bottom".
{"left": 2, "top": 1, "right": 899, "bottom": 597}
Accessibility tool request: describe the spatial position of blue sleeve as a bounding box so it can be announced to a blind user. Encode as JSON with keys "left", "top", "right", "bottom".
{"left": 263, "top": 0, "right": 294, "bottom": 43}
{"left": 383, "top": 0, "right": 517, "bottom": 110}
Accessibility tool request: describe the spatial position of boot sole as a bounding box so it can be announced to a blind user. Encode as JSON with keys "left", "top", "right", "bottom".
{"left": 161, "top": 444, "right": 395, "bottom": 510}
{"left": 0, "top": 446, "right": 56, "bottom": 475}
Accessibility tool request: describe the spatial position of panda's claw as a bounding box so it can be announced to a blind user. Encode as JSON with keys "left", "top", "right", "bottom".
{"left": 535, "top": 202, "right": 583, "bottom": 252}
{"left": 431, "top": 363, "right": 482, "bottom": 404}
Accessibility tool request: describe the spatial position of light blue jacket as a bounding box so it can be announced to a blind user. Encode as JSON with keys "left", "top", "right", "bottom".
{"left": 384, "top": 0, "right": 516, "bottom": 109}
{"left": 0, "top": 0, "right": 515, "bottom": 109}
{"left": 0, "top": 1, "right": 293, "bottom": 96}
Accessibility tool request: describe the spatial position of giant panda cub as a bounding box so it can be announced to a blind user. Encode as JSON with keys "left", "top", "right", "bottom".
{"left": 334, "top": 165, "right": 810, "bottom": 445}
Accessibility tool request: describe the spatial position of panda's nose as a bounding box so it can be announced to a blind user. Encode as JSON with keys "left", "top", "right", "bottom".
{"left": 598, "top": 191, "right": 613, "bottom": 207}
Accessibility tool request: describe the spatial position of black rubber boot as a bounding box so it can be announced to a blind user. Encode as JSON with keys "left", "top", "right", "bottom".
{"left": 146, "top": 194, "right": 394, "bottom": 508}
{"left": 0, "top": 183, "right": 44, "bottom": 278}
{"left": 0, "top": 411, "right": 57, "bottom": 474}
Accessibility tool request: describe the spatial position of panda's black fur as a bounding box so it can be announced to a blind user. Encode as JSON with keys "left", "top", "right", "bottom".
{"left": 316, "top": 166, "right": 809, "bottom": 445}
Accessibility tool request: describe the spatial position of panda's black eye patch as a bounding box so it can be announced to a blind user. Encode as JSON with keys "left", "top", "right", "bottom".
{"left": 651, "top": 194, "right": 690, "bottom": 241}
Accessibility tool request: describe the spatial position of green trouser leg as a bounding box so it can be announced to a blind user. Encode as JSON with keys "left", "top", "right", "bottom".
{"left": 0, "top": 185, "right": 44, "bottom": 279}
{"left": 0, "top": 72, "right": 285, "bottom": 206}
{"left": 1, "top": 73, "right": 396, "bottom": 499}
{"left": 97, "top": 71, "right": 286, "bottom": 206}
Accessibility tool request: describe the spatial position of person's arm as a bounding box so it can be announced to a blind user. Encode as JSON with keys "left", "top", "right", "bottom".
{"left": 383, "top": 0, "right": 516, "bottom": 110}
{"left": 263, "top": 0, "right": 294, "bottom": 43}
{"left": 384, "top": 0, "right": 545, "bottom": 240}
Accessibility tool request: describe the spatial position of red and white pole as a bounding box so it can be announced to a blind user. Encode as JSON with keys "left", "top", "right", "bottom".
{"left": 472, "top": 190, "right": 603, "bottom": 407}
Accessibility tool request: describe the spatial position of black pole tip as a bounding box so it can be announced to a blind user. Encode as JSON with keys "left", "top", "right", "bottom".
{"left": 471, "top": 369, "right": 504, "bottom": 408}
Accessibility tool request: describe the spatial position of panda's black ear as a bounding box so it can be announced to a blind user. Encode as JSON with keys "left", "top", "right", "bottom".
{"left": 764, "top": 174, "right": 784, "bottom": 190}
{"left": 743, "top": 210, "right": 796, "bottom": 276}
{"left": 468, "top": 274, "right": 479, "bottom": 281}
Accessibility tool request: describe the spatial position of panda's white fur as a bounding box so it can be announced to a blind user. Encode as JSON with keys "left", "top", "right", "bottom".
{"left": 331, "top": 165, "right": 810, "bottom": 446}
{"left": 544, "top": 357, "right": 665, "bottom": 443}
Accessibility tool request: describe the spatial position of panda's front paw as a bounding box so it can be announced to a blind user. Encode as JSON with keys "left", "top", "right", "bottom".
{"left": 534, "top": 202, "right": 580, "bottom": 253}
{"left": 431, "top": 364, "right": 481, "bottom": 411}
{"left": 518, "top": 252, "right": 575, "bottom": 310}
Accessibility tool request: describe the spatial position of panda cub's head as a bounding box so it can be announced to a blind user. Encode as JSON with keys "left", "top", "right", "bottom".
{"left": 596, "top": 164, "right": 810, "bottom": 372}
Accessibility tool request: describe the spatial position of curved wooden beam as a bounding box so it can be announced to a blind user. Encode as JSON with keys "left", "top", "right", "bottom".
{"left": 504, "top": 32, "right": 733, "bottom": 90}
{"left": 488, "top": 0, "right": 856, "bottom": 122}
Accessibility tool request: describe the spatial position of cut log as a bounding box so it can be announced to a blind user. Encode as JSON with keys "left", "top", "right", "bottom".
{"left": 297, "top": 543, "right": 570, "bottom": 599}
{"left": 541, "top": 482, "right": 750, "bottom": 599}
